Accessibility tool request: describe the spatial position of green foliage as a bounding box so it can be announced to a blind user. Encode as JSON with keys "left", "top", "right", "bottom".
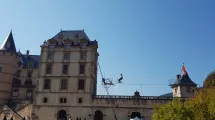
{"left": 153, "top": 99, "right": 194, "bottom": 120}
{"left": 153, "top": 87, "right": 215, "bottom": 120}
{"left": 203, "top": 70, "right": 215, "bottom": 88}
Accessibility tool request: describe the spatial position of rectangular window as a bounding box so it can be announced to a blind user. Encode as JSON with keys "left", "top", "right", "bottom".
{"left": 44, "top": 79, "right": 51, "bottom": 89}
{"left": 78, "top": 98, "right": 83, "bottom": 103}
{"left": 79, "top": 64, "right": 85, "bottom": 74}
{"left": 61, "top": 79, "right": 68, "bottom": 90}
{"left": 47, "top": 53, "right": 54, "bottom": 60}
{"left": 62, "top": 65, "right": 68, "bottom": 74}
{"left": 43, "top": 97, "right": 48, "bottom": 103}
{"left": 186, "top": 87, "right": 191, "bottom": 92}
{"left": 26, "top": 89, "right": 33, "bottom": 98}
{"left": 0, "top": 67, "right": 2, "bottom": 72}
{"left": 12, "top": 89, "right": 18, "bottom": 97}
{"left": 174, "top": 88, "right": 177, "bottom": 93}
{"left": 80, "top": 52, "right": 86, "bottom": 60}
{"left": 60, "top": 97, "right": 67, "bottom": 103}
{"left": 27, "top": 71, "right": 32, "bottom": 78}
{"left": 78, "top": 79, "right": 85, "bottom": 90}
{"left": 63, "top": 53, "right": 70, "bottom": 60}
{"left": 16, "top": 70, "right": 21, "bottom": 77}
{"left": 46, "top": 64, "right": 52, "bottom": 74}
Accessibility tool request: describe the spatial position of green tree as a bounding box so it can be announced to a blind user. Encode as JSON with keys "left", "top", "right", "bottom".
{"left": 203, "top": 70, "right": 215, "bottom": 88}
{"left": 153, "top": 98, "right": 194, "bottom": 120}
{"left": 187, "top": 87, "right": 215, "bottom": 120}
{"left": 153, "top": 87, "right": 215, "bottom": 120}
{"left": 153, "top": 70, "right": 215, "bottom": 120}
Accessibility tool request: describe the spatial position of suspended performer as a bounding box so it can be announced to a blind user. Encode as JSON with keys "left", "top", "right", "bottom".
{"left": 118, "top": 74, "right": 123, "bottom": 83}
{"left": 102, "top": 78, "right": 106, "bottom": 84}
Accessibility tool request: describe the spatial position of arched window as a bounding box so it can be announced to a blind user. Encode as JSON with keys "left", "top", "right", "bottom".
{"left": 58, "top": 110, "right": 67, "bottom": 120}
{"left": 130, "top": 112, "right": 141, "bottom": 119}
{"left": 13, "top": 78, "right": 21, "bottom": 84}
{"left": 94, "top": 110, "right": 103, "bottom": 120}
{"left": 25, "top": 79, "right": 32, "bottom": 85}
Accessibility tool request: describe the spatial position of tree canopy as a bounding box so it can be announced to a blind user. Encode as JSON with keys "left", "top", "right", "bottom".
{"left": 203, "top": 70, "right": 215, "bottom": 88}
{"left": 153, "top": 70, "right": 215, "bottom": 120}
{"left": 153, "top": 87, "right": 215, "bottom": 120}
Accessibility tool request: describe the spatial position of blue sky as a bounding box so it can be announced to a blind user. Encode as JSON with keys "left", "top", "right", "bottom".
{"left": 0, "top": 0, "right": 215, "bottom": 96}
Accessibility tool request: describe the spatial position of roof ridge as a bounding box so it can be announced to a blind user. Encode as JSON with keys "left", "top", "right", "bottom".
{"left": 61, "top": 30, "right": 84, "bottom": 32}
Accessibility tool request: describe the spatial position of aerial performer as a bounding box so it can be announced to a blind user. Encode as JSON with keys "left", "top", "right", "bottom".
{"left": 118, "top": 74, "right": 123, "bottom": 83}
{"left": 102, "top": 78, "right": 106, "bottom": 84}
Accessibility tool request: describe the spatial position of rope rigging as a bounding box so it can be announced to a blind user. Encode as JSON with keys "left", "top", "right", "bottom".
{"left": 97, "top": 61, "right": 124, "bottom": 94}
{"left": 97, "top": 61, "right": 162, "bottom": 120}
{"left": 97, "top": 61, "right": 122, "bottom": 120}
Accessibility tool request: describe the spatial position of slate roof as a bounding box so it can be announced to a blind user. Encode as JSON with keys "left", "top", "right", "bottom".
{"left": 0, "top": 31, "right": 17, "bottom": 53}
{"left": 7, "top": 101, "right": 30, "bottom": 111}
{"left": 45, "top": 30, "right": 98, "bottom": 46}
{"left": 1, "top": 101, "right": 30, "bottom": 119}
{"left": 17, "top": 51, "right": 40, "bottom": 69}
{"left": 53, "top": 30, "right": 90, "bottom": 41}
{"left": 175, "top": 73, "right": 197, "bottom": 86}
{"left": 159, "top": 92, "right": 173, "bottom": 97}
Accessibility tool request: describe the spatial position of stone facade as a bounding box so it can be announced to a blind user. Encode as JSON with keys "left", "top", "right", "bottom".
{"left": 0, "top": 30, "right": 197, "bottom": 120}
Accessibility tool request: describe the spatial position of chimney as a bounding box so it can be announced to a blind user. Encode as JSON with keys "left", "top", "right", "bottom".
{"left": 176, "top": 74, "right": 181, "bottom": 81}
{"left": 26, "top": 50, "right": 29, "bottom": 56}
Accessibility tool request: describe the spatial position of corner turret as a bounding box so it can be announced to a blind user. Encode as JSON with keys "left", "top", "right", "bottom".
{"left": 170, "top": 64, "right": 197, "bottom": 98}
{"left": 0, "top": 31, "right": 19, "bottom": 105}
{"left": 0, "top": 30, "right": 17, "bottom": 53}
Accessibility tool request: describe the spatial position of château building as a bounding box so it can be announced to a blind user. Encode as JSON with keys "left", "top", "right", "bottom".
{"left": 0, "top": 30, "right": 197, "bottom": 120}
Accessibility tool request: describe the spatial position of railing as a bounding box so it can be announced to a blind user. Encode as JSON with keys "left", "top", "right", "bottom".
{"left": 93, "top": 95, "right": 176, "bottom": 100}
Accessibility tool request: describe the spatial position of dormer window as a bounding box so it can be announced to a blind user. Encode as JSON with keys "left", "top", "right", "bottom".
{"left": 65, "top": 44, "right": 71, "bottom": 49}
{"left": 28, "top": 62, "right": 34, "bottom": 69}
{"left": 81, "top": 44, "right": 87, "bottom": 49}
{"left": 75, "top": 34, "right": 79, "bottom": 38}
{"left": 49, "top": 44, "right": 55, "bottom": 49}
{"left": 48, "top": 39, "right": 57, "bottom": 47}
